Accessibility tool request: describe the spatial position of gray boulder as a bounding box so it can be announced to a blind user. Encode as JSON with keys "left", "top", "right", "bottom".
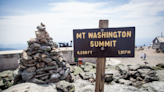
{"left": 139, "top": 65, "right": 153, "bottom": 70}
{"left": 56, "top": 81, "right": 75, "bottom": 92}
{"left": 24, "top": 59, "right": 36, "bottom": 64}
{"left": 40, "top": 75, "right": 49, "bottom": 80}
{"left": 79, "top": 72, "right": 95, "bottom": 80}
{"left": 44, "top": 51, "right": 50, "bottom": 56}
{"left": 42, "top": 58, "right": 52, "bottom": 63}
{"left": 47, "top": 61, "right": 57, "bottom": 66}
{"left": 140, "top": 81, "right": 164, "bottom": 92}
{"left": 75, "top": 75, "right": 82, "bottom": 81}
{"left": 50, "top": 73, "right": 60, "bottom": 79}
{"left": 84, "top": 65, "right": 93, "bottom": 72}
{"left": 28, "top": 38, "right": 39, "bottom": 44}
{"left": 118, "top": 79, "right": 132, "bottom": 85}
{"left": 89, "top": 69, "right": 96, "bottom": 74}
{"left": 144, "top": 76, "right": 158, "bottom": 83}
{"left": 51, "top": 56, "right": 59, "bottom": 61}
{"left": 33, "top": 53, "right": 41, "bottom": 60}
{"left": 51, "top": 49, "right": 60, "bottom": 56}
{"left": 33, "top": 43, "right": 41, "bottom": 48}
{"left": 138, "top": 69, "right": 158, "bottom": 83}
{"left": 77, "top": 85, "right": 95, "bottom": 92}
{"left": 128, "top": 65, "right": 140, "bottom": 71}
{"left": 105, "top": 74, "right": 113, "bottom": 82}
{"left": 57, "top": 68, "right": 62, "bottom": 72}
{"left": 36, "top": 66, "right": 59, "bottom": 72}
{"left": 132, "top": 81, "right": 143, "bottom": 88}
{"left": 104, "top": 84, "right": 143, "bottom": 92}
{"left": 147, "top": 70, "right": 156, "bottom": 77}
{"left": 22, "top": 51, "right": 32, "bottom": 60}
{"left": 57, "top": 57, "right": 66, "bottom": 63}
{"left": 23, "top": 63, "right": 36, "bottom": 67}
{"left": 53, "top": 42, "right": 58, "bottom": 48}
{"left": 60, "top": 68, "right": 70, "bottom": 80}
{"left": 129, "top": 71, "right": 141, "bottom": 79}
{"left": 70, "top": 73, "right": 75, "bottom": 82}
{"left": 3, "top": 82, "right": 57, "bottom": 92}
{"left": 80, "top": 65, "right": 85, "bottom": 70}
{"left": 73, "top": 79, "right": 92, "bottom": 91}
{"left": 34, "top": 73, "right": 50, "bottom": 78}
{"left": 74, "top": 67, "right": 84, "bottom": 75}
{"left": 105, "top": 69, "right": 119, "bottom": 75}
{"left": 31, "top": 78, "right": 46, "bottom": 84}
{"left": 113, "top": 73, "right": 123, "bottom": 83}
{"left": 39, "top": 46, "right": 51, "bottom": 51}
{"left": 21, "top": 70, "right": 36, "bottom": 81}
{"left": 27, "top": 67, "right": 36, "bottom": 72}
{"left": 13, "top": 69, "right": 22, "bottom": 84}
{"left": 59, "top": 70, "right": 65, "bottom": 75}
{"left": 116, "top": 65, "right": 128, "bottom": 78}
{"left": 85, "top": 62, "right": 96, "bottom": 66}
{"left": 0, "top": 80, "right": 4, "bottom": 86}
{"left": 138, "top": 69, "right": 151, "bottom": 78}
{"left": 41, "top": 53, "right": 48, "bottom": 58}
{"left": 117, "top": 65, "right": 128, "bottom": 72}
{"left": 84, "top": 62, "right": 95, "bottom": 72}
{"left": 0, "top": 70, "right": 13, "bottom": 90}
{"left": 156, "top": 70, "right": 164, "bottom": 81}
{"left": 0, "top": 70, "right": 13, "bottom": 79}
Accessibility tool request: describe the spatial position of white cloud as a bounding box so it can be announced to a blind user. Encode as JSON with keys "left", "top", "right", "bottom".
{"left": 0, "top": 0, "right": 164, "bottom": 45}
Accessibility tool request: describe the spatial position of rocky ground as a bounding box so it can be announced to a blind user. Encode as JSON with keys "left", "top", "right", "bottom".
{"left": 1, "top": 62, "right": 164, "bottom": 92}
{"left": 1, "top": 23, "right": 164, "bottom": 92}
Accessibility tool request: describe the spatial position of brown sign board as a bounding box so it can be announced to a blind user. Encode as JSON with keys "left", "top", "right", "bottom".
{"left": 73, "top": 27, "right": 135, "bottom": 57}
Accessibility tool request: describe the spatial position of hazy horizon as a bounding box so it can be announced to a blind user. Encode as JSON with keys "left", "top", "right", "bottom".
{"left": 0, "top": 37, "right": 155, "bottom": 51}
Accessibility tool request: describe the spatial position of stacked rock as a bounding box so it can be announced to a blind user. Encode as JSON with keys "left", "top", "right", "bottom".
{"left": 13, "top": 23, "right": 71, "bottom": 84}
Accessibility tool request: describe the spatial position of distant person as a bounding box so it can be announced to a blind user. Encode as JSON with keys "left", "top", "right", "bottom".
{"left": 66, "top": 43, "right": 69, "bottom": 47}
{"left": 78, "top": 58, "right": 83, "bottom": 66}
{"left": 141, "top": 53, "right": 144, "bottom": 58}
{"left": 144, "top": 53, "right": 146, "bottom": 60}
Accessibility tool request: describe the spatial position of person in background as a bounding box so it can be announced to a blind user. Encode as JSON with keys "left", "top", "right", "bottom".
{"left": 144, "top": 53, "right": 146, "bottom": 60}
{"left": 143, "top": 53, "right": 148, "bottom": 65}
{"left": 66, "top": 43, "right": 69, "bottom": 47}
{"left": 78, "top": 58, "right": 83, "bottom": 66}
{"left": 141, "top": 53, "right": 144, "bottom": 59}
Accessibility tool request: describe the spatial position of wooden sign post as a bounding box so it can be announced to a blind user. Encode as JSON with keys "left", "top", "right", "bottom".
{"left": 95, "top": 20, "right": 108, "bottom": 92}
{"left": 73, "top": 20, "right": 135, "bottom": 92}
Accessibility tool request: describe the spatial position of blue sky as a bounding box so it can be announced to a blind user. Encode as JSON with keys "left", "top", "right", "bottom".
{"left": 0, "top": 0, "right": 164, "bottom": 46}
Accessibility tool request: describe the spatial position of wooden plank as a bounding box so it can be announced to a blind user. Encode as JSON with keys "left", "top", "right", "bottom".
{"left": 99, "top": 20, "right": 108, "bottom": 28}
{"left": 95, "top": 20, "right": 108, "bottom": 92}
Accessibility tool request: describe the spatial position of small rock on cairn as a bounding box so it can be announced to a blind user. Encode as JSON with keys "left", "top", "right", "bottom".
{"left": 13, "top": 23, "right": 71, "bottom": 84}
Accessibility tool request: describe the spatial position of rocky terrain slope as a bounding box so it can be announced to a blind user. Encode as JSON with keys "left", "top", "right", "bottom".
{"left": 1, "top": 63, "right": 164, "bottom": 92}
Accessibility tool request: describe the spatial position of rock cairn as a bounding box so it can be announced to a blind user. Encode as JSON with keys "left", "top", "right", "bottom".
{"left": 13, "top": 23, "right": 71, "bottom": 84}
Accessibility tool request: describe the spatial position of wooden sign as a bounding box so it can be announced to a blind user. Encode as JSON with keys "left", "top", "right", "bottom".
{"left": 73, "top": 27, "right": 135, "bottom": 57}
